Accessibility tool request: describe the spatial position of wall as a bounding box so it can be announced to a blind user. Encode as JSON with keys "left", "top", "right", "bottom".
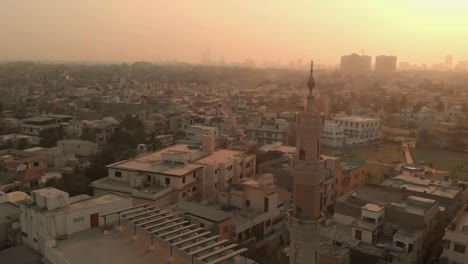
{"left": 44, "top": 240, "right": 71, "bottom": 264}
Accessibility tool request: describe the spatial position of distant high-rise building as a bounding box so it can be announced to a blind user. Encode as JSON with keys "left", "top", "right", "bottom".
{"left": 201, "top": 48, "right": 211, "bottom": 65}
{"left": 375, "top": 55, "right": 397, "bottom": 74}
{"left": 445, "top": 54, "right": 453, "bottom": 69}
{"left": 340, "top": 53, "right": 371, "bottom": 73}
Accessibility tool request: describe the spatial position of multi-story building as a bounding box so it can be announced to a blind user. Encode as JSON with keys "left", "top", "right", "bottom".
{"left": 375, "top": 55, "right": 397, "bottom": 74}
{"left": 381, "top": 174, "right": 466, "bottom": 219}
{"left": 321, "top": 120, "right": 346, "bottom": 148}
{"left": 0, "top": 149, "right": 48, "bottom": 192}
{"left": 340, "top": 53, "right": 372, "bottom": 74}
{"left": 245, "top": 125, "right": 288, "bottom": 146}
{"left": 332, "top": 115, "right": 381, "bottom": 145}
{"left": 91, "top": 136, "right": 255, "bottom": 206}
{"left": 20, "top": 187, "right": 131, "bottom": 253}
{"left": 441, "top": 203, "right": 468, "bottom": 264}
{"left": 328, "top": 186, "right": 445, "bottom": 264}
{"left": 184, "top": 125, "right": 218, "bottom": 144}
{"left": 21, "top": 117, "right": 61, "bottom": 136}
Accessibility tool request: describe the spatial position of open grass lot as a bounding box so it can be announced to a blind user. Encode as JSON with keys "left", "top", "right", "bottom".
{"left": 411, "top": 147, "right": 468, "bottom": 172}
{"left": 342, "top": 143, "right": 404, "bottom": 184}
{"left": 343, "top": 143, "right": 404, "bottom": 164}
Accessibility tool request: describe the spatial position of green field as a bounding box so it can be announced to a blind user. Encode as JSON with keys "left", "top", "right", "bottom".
{"left": 343, "top": 143, "right": 405, "bottom": 164}
{"left": 342, "top": 143, "right": 404, "bottom": 184}
{"left": 411, "top": 147, "right": 468, "bottom": 172}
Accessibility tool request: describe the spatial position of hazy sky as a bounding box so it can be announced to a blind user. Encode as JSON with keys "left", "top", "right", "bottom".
{"left": 2, "top": 0, "right": 468, "bottom": 65}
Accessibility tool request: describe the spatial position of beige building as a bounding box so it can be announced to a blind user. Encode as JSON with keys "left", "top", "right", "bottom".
{"left": 441, "top": 203, "right": 468, "bottom": 264}
{"left": 91, "top": 136, "right": 255, "bottom": 206}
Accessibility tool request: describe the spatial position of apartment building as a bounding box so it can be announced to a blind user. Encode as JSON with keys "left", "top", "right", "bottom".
{"left": 441, "top": 203, "right": 468, "bottom": 264}
{"left": 91, "top": 136, "right": 255, "bottom": 206}
{"left": 332, "top": 115, "right": 381, "bottom": 145}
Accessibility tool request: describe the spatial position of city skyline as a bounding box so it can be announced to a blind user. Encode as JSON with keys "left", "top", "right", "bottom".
{"left": 2, "top": 0, "right": 468, "bottom": 65}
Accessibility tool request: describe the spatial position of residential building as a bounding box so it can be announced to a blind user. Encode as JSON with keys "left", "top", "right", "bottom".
{"left": 332, "top": 115, "right": 381, "bottom": 145}
{"left": 21, "top": 117, "right": 61, "bottom": 136}
{"left": 321, "top": 120, "right": 346, "bottom": 148}
{"left": 327, "top": 187, "right": 445, "bottom": 264}
{"left": 381, "top": 174, "right": 466, "bottom": 219}
{"left": 245, "top": 125, "right": 288, "bottom": 146}
{"left": 441, "top": 203, "right": 468, "bottom": 264}
{"left": 91, "top": 136, "right": 255, "bottom": 206}
{"left": 20, "top": 187, "right": 132, "bottom": 253}
{"left": 184, "top": 125, "right": 218, "bottom": 144}
{"left": 0, "top": 149, "right": 48, "bottom": 192}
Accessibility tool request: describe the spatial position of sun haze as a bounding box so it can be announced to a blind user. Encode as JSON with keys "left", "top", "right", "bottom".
{"left": 1, "top": 0, "right": 468, "bottom": 64}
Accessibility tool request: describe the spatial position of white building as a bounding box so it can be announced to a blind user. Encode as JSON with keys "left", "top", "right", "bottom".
{"left": 184, "top": 125, "right": 218, "bottom": 143}
{"left": 20, "top": 187, "right": 131, "bottom": 253}
{"left": 321, "top": 120, "right": 346, "bottom": 148}
{"left": 441, "top": 204, "right": 468, "bottom": 264}
{"left": 245, "top": 125, "right": 288, "bottom": 146}
{"left": 332, "top": 115, "right": 381, "bottom": 145}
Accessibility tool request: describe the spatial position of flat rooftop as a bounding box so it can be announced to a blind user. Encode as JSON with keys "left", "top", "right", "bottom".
{"left": 382, "top": 175, "right": 460, "bottom": 199}
{"left": 318, "top": 244, "right": 349, "bottom": 258}
{"left": 46, "top": 192, "right": 128, "bottom": 215}
{"left": 195, "top": 149, "right": 249, "bottom": 165}
{"left": 108, "top": 144, "right": 209, "bottom": 173}
{"left": 177, "top": 201, "right": 231, "bottom": 223}
{"left": 53, "top": 228, "right": 168, "bottom": 264}
{"left": 333, "top": 116, "right": 378, "bottom": 122}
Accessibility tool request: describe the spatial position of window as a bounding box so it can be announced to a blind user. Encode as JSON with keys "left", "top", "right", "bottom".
{"left": 192, "top": 186, "right": 197, "bottom": 192}
{"left": 408, "top": 243, "right": 413, "bottom": 253}
{"left": 443, "top": 240, "right": 451, "bottom": 249}
{"left": 355, "top": 230, "right": 362, "bottom": 240}
{"left": 299, "top": 148, "right": 305, "bottom": 160}
{"left": 114, "top": 171, "right": 122, "bottom": 178}
{"left": 395, "top": 241, "right": 405, "bottom": 248}
{"left": 73, "top": 216, "right": 85, "bottom": 223}
{"left": 245, "top": 200, "right": 250, "bottom": 207}
{"left": 214, "top": 183, "right": 218, "bottom": 189}
{"left": 22, "top": 232, "right": 28, "bottom": 238}
{"left": 165, "top": 177, "right": 170, "bottom": 186}
{"left": 454, "top": 243, "right": 466, "bottom": 254}
{"left": 182, "top": 176, "right": 186, "bottom": 184}
{"left": 223, "top": 226, "right": 229, "bottom": 234}
{"left": 246, "top": 163, "right": 251, "bottom": 168}
{"left": 33, "top": 161, "right": 40, "bottom": 167}
{"left": 215, "top": 169, "right": 218, "bottom": 175}
{"left": 147, "top": 175, "right": 152, "bottom": 182}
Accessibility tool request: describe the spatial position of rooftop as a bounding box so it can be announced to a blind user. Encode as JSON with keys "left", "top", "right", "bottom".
{"left": 363, "top": 203, "right": 384, "bottom": 213}
{"left": 177, "top": 201, "right": 231, "bottom": 223}
{"left": 318, "top": 244, "right": 349, "bottom": 258}
{"left": 108, "top": 144, "right": 209, "bottom": 173}
{"left": 382, "top": 174, "right": 460, "bottom": 199}
{"left": 195, "top": 149, "right": 249, "bottom": 165}
{"left": 333, "top": 116, "right": 378, "bottom": 122}
{"left": 46, "top": 192, "right": 128, "bottom": 215}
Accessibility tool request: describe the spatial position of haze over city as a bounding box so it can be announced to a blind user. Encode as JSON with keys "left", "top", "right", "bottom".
{"left": 2, "top": 0, "right": 468, "bottom": 65}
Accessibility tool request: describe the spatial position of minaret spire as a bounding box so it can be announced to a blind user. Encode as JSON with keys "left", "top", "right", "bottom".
{"left": 307, "top": 60, "right": 316, "bottom": 95}
{"left": 286, "top": 61, "right": 325, "bottom": 264}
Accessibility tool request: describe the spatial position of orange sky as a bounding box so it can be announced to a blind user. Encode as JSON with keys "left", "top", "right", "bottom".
{"left": 1, "top": 0, "right": 468, "bottom": 65}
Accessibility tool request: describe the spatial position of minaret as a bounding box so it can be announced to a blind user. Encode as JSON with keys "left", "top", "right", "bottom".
{"left": 287, "top": 61, "right": 325, "bottom": 264}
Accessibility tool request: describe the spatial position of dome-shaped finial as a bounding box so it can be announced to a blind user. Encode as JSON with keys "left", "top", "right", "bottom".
{"left": 307, "top": 60, "right": 315, "bottom": 93}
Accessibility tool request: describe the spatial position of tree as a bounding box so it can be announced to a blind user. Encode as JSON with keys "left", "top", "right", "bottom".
{"left": 39, "top": 127, "right": 65, "bottom": 147}
{"left": 436, "top": 101, "right": 445, "bottom": 112}
{"left": 80, "top": 126, "right": 97, "bottom": 142}
{"left": 45, "top": 170, "right": 91, "bottom": 196}
{"left": 17, "top": 138, "right": 30, "bottom": 150}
